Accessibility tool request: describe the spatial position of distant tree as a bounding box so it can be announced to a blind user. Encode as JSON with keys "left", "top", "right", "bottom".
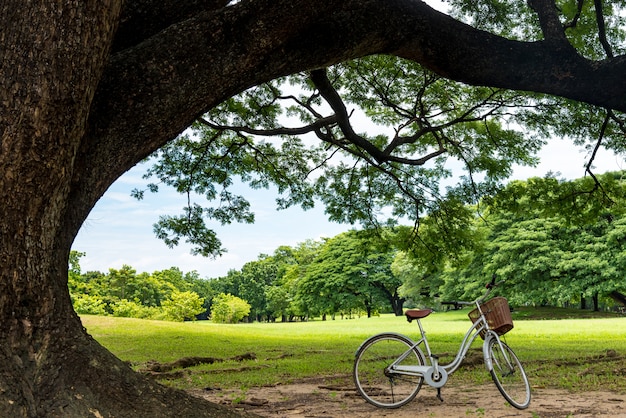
{"left": 487, "top": 173, "right": 626, "bottom": 225}
{"left": 125, "top": 273, "right": 166, "bottom": 307}
{"left": 553, "top": 217, "right": 626, "bottom": 310}
{"left": 68, "top": 251, "right": 85, "bottom": 277}
{"left": 365, "top": 250, "right": 407, "bottom": 316}
{"left": 151, "top": 267, "right": 191, "bottom": 295}
{"left": 68, "top": 251, "right": 95, "bottom": 297}
{"left": 441, "top": 173, "right": 626, "bottom": 309}
{"left": 237, "top": 257, "right": 279, "bottom": 322}
{"left": 111, "top": 299, "right": 146, "bottom": 318}
{"left": 185, "top": 272, "right": 216, "bottom": 319}
{"left": 297, "top": 230, "right": 403, "bottom": 317}
{"left": 108, "top": 265, "right": 137, "bottom": 301}
{"left": 206, "top": 249, "right": 307, "bottom": 322}
{"left": 277, "top": 241, "right": 324, "bottom": 320}
{"left": 68, "top": 259, "right": 212, "bottom": 319}
{"left": 483, "top": 216, "right": 566, "bottom": 305}
{"left": 264, "top": 286, "right": 291, "bottom": 322}
{"left": 391, "top": 251, "right": 442, "bottom": 307}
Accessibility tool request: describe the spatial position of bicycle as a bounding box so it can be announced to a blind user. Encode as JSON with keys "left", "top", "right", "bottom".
{"left": 353, "top": 276, "right": 531, "bottom": 410}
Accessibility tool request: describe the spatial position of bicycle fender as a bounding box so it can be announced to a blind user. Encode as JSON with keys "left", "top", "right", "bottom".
{"left": 482, "top": 332, "right": 498, "bottom": 371}
{"left": 354, "top": 332, "right": 414, "bottom": 356}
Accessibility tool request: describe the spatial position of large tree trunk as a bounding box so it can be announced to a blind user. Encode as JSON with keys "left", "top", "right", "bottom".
{"left": 390, "top": 292, "right": 407, "bottom": 316}
{"left": 0, "top": 2, "right": 251, "bottom": 416}
{"left": 609, "top": 291, "right": 626, "bottom": 307}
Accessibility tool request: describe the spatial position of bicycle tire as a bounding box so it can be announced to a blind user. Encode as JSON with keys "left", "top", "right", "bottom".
{"left": 485, "top": 337, "right": 531, "bottom": 409}
{"left": 353, "top": 333, "right": 425, "bottom": 408}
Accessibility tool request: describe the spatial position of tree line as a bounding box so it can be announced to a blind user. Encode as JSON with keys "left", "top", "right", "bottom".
{"left": 71, "top": 172, "right": 626, "bottom": 322}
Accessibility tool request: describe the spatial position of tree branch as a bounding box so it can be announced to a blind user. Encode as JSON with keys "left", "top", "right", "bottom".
{"left": 563, "top": 0, "right": 585, "bottom": 29}
{"left": 198, "top": 115, "right": 339, "bottom": 137}
{"left": 527, "top": 0, "right": 571, "bottom": 44}
{"left": 579, "top": 109, "right": 615, "bottom": 206}
{"left": 593, "top": 0, "right": 614, "bottom": 58}
{"left": 310, "top": 69, "right": 389, "bottom": 163}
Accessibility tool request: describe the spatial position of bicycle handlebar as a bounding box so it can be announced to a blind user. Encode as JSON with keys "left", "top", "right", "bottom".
{"left": 485, "top": 273, "right": 497, "bottom": 289}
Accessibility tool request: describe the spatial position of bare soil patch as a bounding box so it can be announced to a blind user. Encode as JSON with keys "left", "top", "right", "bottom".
{"left": 192, "top": 375, "right": 626, "bottom": 418}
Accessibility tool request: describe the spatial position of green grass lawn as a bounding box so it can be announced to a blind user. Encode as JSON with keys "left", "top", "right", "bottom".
{"left": 82, "top": 307, "right": 626, "bottom": 393}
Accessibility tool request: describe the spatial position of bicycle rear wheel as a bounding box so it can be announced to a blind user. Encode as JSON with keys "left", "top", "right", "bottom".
{"left": 485, "top": 337, "right": 531, "bottom": 409}
{"left": 353, "top": 333, "right": 425, "bottom": 408}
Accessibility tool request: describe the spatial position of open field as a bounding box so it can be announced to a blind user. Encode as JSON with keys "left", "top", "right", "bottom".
{"left": 82, "top": 308, "right": 626, "bottom": 416}
{"left": 82, "top": 308, "right": 626, "bottom": 391}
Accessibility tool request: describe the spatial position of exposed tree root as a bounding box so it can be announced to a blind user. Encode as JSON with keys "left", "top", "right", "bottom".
{"left": 140, "top": 353, "right": 257, "bottom": 373}
{"left": 0, "top": 330, "right": 259, "bottom": 418}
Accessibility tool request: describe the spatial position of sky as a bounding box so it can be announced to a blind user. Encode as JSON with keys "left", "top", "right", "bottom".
{"left": 71, "top": 139, "right": 625, "bottom": 279}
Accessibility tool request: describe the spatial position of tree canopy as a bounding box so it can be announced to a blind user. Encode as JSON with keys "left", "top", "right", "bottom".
{"left": 2, "top": 0, "right": 626, "bottom": 416}
{"left": 138, "top": 53, "right": 626, "bottom": 263}
{"left": 429, "top": 172, "right": 626, "bottom": 310}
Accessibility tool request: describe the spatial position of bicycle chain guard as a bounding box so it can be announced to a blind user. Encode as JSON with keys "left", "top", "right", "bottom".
{"left": 424, "top": 365, "right": 448, "bottom": 388}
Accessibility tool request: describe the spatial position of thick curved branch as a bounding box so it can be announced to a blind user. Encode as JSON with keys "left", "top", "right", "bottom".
{"left": 72, "top": 0, "right": 626, "bottom": 229}
{"left": 113, "top": 0, "right": 231, "bottom": 52}
{"left": 92, "top": 0, "right": 626, "bottom": 180}
{"left": 311, "top": 68, "right": 454, "bottom": 166}
{"left": 310, "top": 69, "right": 388, "bottom": 163}
{"left": 586, "top": 110, "right": 610, "bottom": 178}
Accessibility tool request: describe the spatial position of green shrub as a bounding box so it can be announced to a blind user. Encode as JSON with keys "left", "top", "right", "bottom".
{"left": 162, "top": 290, "right": 205, "bottom": 322}
{"left": 134, "top": 305, "right": 165, "bottom": 320}
{"left": 211, "top": 293, "right": 251, "bottom": 323}
{"left": 72, "top": 294, "right": 108, "bottom": 315}
{"left": 111, "top": 299, "right": 145, "bottom": 318}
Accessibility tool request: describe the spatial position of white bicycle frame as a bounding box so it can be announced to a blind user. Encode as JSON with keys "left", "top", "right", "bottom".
{"left": 385, "top": 299, "right": 506, "bottom": 389}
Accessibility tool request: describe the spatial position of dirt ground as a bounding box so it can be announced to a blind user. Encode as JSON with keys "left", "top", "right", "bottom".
{"left": 192, "top": 375, "right": 626, "bottom": 418}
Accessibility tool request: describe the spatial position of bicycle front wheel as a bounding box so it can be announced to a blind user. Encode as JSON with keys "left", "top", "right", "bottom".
{"left": 353, "top": 333, "right": 425, "bottom": 408}
{"left": 485, "top": 337, "right": 531, "bottom": 409}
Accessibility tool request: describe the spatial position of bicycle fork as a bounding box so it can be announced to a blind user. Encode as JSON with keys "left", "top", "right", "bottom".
{"left": 484, "top": 333, "right": 515, "bottom": 374}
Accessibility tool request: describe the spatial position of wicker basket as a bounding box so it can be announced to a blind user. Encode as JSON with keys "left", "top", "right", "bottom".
{"left": 468, "top": 296, "right": 513, "bottom": 339}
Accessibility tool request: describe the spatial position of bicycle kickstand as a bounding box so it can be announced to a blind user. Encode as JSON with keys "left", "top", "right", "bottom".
{"left": 436, "top": 388, "right": 443, "bottom": 403}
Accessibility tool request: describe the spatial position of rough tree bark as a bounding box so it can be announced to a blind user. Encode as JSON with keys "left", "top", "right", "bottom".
{"left": 1, "top": 0, "right": 625, "bottom": 416}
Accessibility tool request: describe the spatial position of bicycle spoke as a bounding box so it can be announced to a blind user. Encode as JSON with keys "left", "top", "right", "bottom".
{"left": 487, "top": 338, "right": 531, "bottom": 409}
{"left": 353, "top": 333, "right": 424, "bottom": 408}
